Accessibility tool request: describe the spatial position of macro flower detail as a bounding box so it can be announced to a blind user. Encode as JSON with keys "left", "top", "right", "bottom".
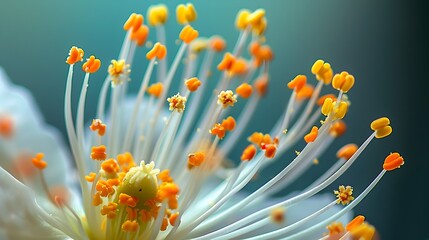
{"left": 0, "top": 3, "right": 405, "bottom": 240}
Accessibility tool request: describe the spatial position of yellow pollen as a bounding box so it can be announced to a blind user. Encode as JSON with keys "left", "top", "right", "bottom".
{"left": 167, "top": 93, "right": 187, "bottom": 113}
{"left": 85, "top": 172, "right": 97, "bottom": 182}
{"left": 334, "top": 185, "right": 354, "bottom": 205}
{"left": 108, "top": 59, "right": 130, "bottom": 86}
{"left": 210, "top": 123, "right": 226, "bottom": 139}
{"left": 217, "top": 90, "right": 237, "bottom": 108}
{"left": 236, "top": 9, "right": 251, "bottom": 30}
{"left": 147, "top": 4, "right": 168, "bottom": 26}
{"left": 101, "top": 159, "right": 120, "bottom": 179}
{"left": 176, "top": 3, "right": 197, "bottom": 25}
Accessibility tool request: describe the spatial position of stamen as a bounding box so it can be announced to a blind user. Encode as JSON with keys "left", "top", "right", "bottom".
{"left": 241, "top": 145, "right": 257, "bottom": 161}
{"left": 346, "top": 215, "right": 365, "bottom": 231}
{"left": 326, "top": 222, "right": 345, "bottom": 236}
{"left": 147, "top": 82, "right": 164, "bottom": 98}
{"left": 264, "top": 144, "right": 277, "bottom": 158}
{"left": 311, "top": 59, "right": 333, "bottom": 84}
{"left": 304, "top": 126, "right": 318, "bottom": 143}
{"left": 130, "top": 25, "right": 149, "bottom": 46}
{"left": 287, "top": 75, "right": 307, "bottom": 92}
{"left": 176, "top": 3, "right": 197, "bottom": 25}
{"left": 210, "top": 36, "right": 226, "bottom": 52}
{"left": 235, "top": 9, "right": 251, "bottom": 30}
{"left": 66, "top": 46, "right": 84, "bottom": 65}
{"left": 270, "top": 207, "right": 285, "bottom": 224}
{"left": 371, "top": 117, "right": 393, "bottom": 138}
{"left": 236, "top": 83, "right": 253, "bottom": 98}
{"left": 332, "top": 71, "right": 355, "bottom": 93}
{"left": 82, "top": 56, "right": 101, "bottom": 73}
{"left": 187, "top": 152, "right": 205, "bottom": 168}
{"left": 179, "top": 25, "right": 199, "bottom": 44}
{"left": 31, "top": 153, "right": 47, "bottom": 170}
{"left": 123, "top": 13, "right": 144, "bottom": 31}
{"left": 91, "top": 145, "right": 107, "bottom": 161}
{"left": 147, "top": 5, "right": 168, "bottom": 26}
{"left": 383, "top": 152, "right": 404, "bottom": 171}
{"left": 146, "top": 42, "right": 167, "bottom": 60}
{"left": 108, "top": 59, "right": 130, "bottom": 86}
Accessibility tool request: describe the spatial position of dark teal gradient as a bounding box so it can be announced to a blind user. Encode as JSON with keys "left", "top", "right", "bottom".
{"left": 0, "top": 0, "right": 424, "bottom": 239}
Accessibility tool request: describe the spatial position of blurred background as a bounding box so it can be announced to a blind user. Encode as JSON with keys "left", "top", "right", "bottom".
{"left": 0, "top": 0, "right": 426, "bottom": 239}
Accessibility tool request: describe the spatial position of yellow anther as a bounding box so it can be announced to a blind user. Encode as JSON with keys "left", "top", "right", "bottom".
{"left": 122, "top": 220, "right": 139, "bottom": 232}
{"left": 31, "top": 153, "right": 47, "bottom": 170}
{"left": 221, "top": 116, "right": 236, "bottom": 131}
{"left": 176, "top": 3, "right": 197, "bottom": 25}
{"left": 169, "top": 212, "right": 179, "bottom": 226}
{"left": 247, "top": 9, "right": 266, "bottom": 25}
{"left": 336, "top": 144, "right": 358, "bottom": 160}
{"left": 329, "top": 120, "right": 347, "bottom": 137}
{"left": 326, "top": 222, "right": 345, "bottom": 236}
{"left": 332, "top": 71, "right": 355, "bottom": 93}
{"left": 371, "top": 117, "right": 392, "bottom": 138}
{"left": 287, "top": 75, "right": 307, "bottom": 92}
{"left": 321, "top": 97, "right": 334, "bottom": 116}
{"left": 130, "top": 25, "right": 149, "bottom": 46}
{"left": 93, "top": 192, "right": 103, "bottom": 206}
{"left": 91, "top": 145, "right": 107, "bottom": 161}
{"left": 147, "top": 82, "right": 164, "bottom": 98}
{"left": 82, "top": 56, "right": 101, "bottom": 73}
{"left": 187, "top": 151, "right": 205, "bottom": 167}
{"left": 350, "top": 222, "right": 376, "bottom": 240}
{"left": 264, "top": 144, "right": 277, "bottom": 158}
{"left": 119, "top": 193, "right": 139, "bottom": 208}
{"left": 317, "top": 94, "right": 337, "bottom": 106}
{"left": 158, "top": 170, "right": 173, "bottom": 183}
{"left": 217, "top": 52, "right": 235, "bottom": 71}
{"left": 147, "top": 4, "right": 168, "bottom": 26}
{"left": 270, "top": 207, "right": 285, "bottom": 224}
{"left": 185, "top": 77, "right": 201, "bottom": 92}
{"left": 334, "top": 185, "right": 354, "bottom": 205}
{"left": 254, "top": 75, "right": 269, "bottom": 96}
{"left": 241, "top": 144, "right": 257, "bottom": 161}
{"left": 66, "top": 46, "right": 84, "bottom": 65}
{"left": 296, "top": 84, "right": 314, "bottom": 100}
{"left": 311, "top": 59, "right": 333, "bottom": 84}
{"left": 210, "top": 123, "right": 226, "bottom": 139}
{"left": 236, "top": 83, "right": 253, "bottom": 99}
{"left": 101, "top": 159, "right": 120, "bottom": 178}
{"left": 124, "top": 13, "right": 144, "bottom": 31}
{"left": 190, "top": 38, "right": 208, "bottom": 53}
{"left": 179, "top": 25, "right": 199, "bottom": 44}
{"left": 85, "top": 172, "right": 97, "bottom": 182}
{"left": 167, "top": 93, "right": 187, "bottom": 113}
{"left": 100, "top": 202, "right": 118, "bottom": 219}
{"left": 304, "top": 126, "right": 318, "bottom": 143}
{"left": 235, "top": 9, "right": 251, "bottom": 30}
{"left": 210, "top": 36, "right": 226, "bottom": 52}
{"left": 383, "top": 152, "right": 404, "bottom": 171}
{"left": 146, "top": 42, "right": 167, "bottom": 60}
{"left": 90, "top": 119, "right": 106, "bottom": 136}
{"left": 217, "top": 90, "right": 237, "bottom": 108}
{"left": 346, "top": 215, "right": 365, "bottom": 231}
{"left": 333, "top": 101, "right": 348, "bottom": 119}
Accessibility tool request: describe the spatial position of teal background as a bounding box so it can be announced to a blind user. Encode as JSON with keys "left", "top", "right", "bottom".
{"left": 0, "top": 0, "right": 425, "bottom": 239}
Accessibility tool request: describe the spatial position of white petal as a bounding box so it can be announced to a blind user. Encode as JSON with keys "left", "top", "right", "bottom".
{"left": 0, "top": 167, "right": 67, "bottom": 239}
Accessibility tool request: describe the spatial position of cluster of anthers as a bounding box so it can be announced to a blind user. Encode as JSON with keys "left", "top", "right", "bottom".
{"left": 0, "top": 3, "right": 405, "bottom": 240}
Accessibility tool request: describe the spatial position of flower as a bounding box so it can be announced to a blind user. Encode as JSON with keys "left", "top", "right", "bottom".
{"left": 0, "top": 3, "right": 404, "bottom": 240}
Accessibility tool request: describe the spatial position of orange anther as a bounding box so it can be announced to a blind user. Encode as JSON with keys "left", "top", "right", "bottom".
{"left": 90, "top": 119, "right": 106, "bottom": 136}
{"left": 147, "top": 82, "right": 164, "bottom": 98}
{"left": 169, "top": 212, "right": 179, "bottom": 226}
{"left": 236, "top": 83, "right": 253, "bottom": 99}
{"left": 346, "top": 215, "right": 365, "bottom": 231}
{"left": 383, "top": 152, "right": 404, "bottom": 171}
{"left": 179, "top": 25, "right": 199, "bottom": 44}
{"left": 130, "top": 25, "right": 149, "bottom": 46}
{"left": 119, "top": 193, "right": 139, "bottom": 208}
{"left": 185, "top": 77, "right": 201, "bottom": 92}
{"left": 31, "top": 153, "right": 47, "bottom": 170}
{"left": 264, "top": 144, "right": 277, "bottom": 158}
{"left": 254, "top": 75, "right": 269, "bottom": 96}
{"left": 82, "top": 56, "right": 101, "bottom": 73}
{"left": 336, "top": 144, "right": 358, "bottom": 160}
{"left": 249, "top": 41, "right": 261, "bottom": 57}
{"left": 117, "top": 152, "right": 135, "bottom": 173}
{"left": 210, "top": 123, "right": 226, "bottom": 139}
{"left": 258, "top": 45, "right": 273, "bottom": 62}
{"left": 287, "top": 75, "right": 307, "bottom": 92}
{"left": 317, "top": 94, "right": 337, "bottom": 106}
{"left": 107, "top": 178, "right": 120, "bottom": 187}
{"left": 221, "top": 116, "right": 236, "bottom": 131}
{"left": 126, "top": 207, "right": 138, "bottom": 220}
{"left": 146, "top": 42, "right": 167, "bottom": 60}
{"left": 122, "top": 220, "right": 139, "bottom": 232}
{"left": 49, "top": 185, "right": 70, "bottom": 205}
{"left": 159, "top": 170, "right": 173, "bottom": 182}
{"left": 93, "top": 192, "right": 103, "bottom": 206}
{"left": 0, "top": 115, "right": 13, "bottom": 138}
{"left": 91, "top": 145, "right": 107, "bottom": 161}
{"left": 124, "top": 13, "right": 144, "bottom": 31}
{"left": 230, "top": 58, "right": 248, "bottom": 75}
{"left": 211, "top": 36, "right": 226, "bottom": 52}
{"left": 101, "top": 159, "right": 120, "bottom": 175}
{"left": 217, "top": 52, "right": 235, "bottom": 71}
{"left": 101, "top": 202, "right": 118, "bottom": 219}
{"left": 248, "top": 132, "right": 273, "bottom": 148}
{"left": 96, "top": 180, "right": 115, "bottom": 197}
{"left": 188, "top": 151, "right": 205, "bottom": 167}
{"left": 332, "top": 71, "right": 355, "bottom": 93}
{"left": 158, "top": 182, "right": 180, "bottom": 200}
{"left": 66, "top": 46, "right": 84, "bottom": 65}
{"left": 161, "top": 217, "right": 168, "bottom": 231}
{"left": 329, "top": 120, "right": 347, "bottom": 137}
{"left": 296, "top": 84, "right": 314, "bottom": 100}
{"left": 85, "top": 172, "right": 97, "bottom": 182}
{"left": 327, "top": 222, "right": 345, "bottom": 236}
{"left": 304, "top": 126, "right": 318, "bottom": 143}
{"left": 241, "top": 144, "right": 257, "bottom": 161}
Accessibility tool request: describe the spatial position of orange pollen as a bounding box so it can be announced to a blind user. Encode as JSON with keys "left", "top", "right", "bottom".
{"left": 130, "top": 25, "right": 149, "bottom": 46}
{"left": 147, "top": 82, "right": 164, "bottom": 98}
{"left": 383, "top": 152, "right": 404, "bottom": 171}
{"left": 346, "top": 215, "right": 365, "bottom": 231}
{"left": 91, "top": 145, "right": 107, "bottom": 161}
{"left": 241, "top": 144, "right": 257, "bottom": 161}
{"left": 249, "top": 41, "right": 261, "bottom": 57}
{"left": 211, "top": 37, "right": 226, "bottom": 52}
{"left": 221, "top": 116, "right": 236, "bottom": 131}
{"left": 179, "top": 25, "right": 199, "bottom": 44}
{"left": 258, "top": 45, "right": 274, "bottom": 62}
{"left": 158, "top": 170, "right": 173, "bottom": 182}
{"left": 210, "top": 123, "right": 226, "bottom": 139}
{"left": 122, "top": 220, "right": 139, "bottom": 232}
{"left": 336, "top": 144, "right": 358, "bottom": 160}
{"left": 93, "top": 192, "right": 103, "bottom": 206}
{"left": 82, "top": 55, "right": 101, "bottom": 73}
{"left": 157, "top": 182, "right": 180, "bottom": 204}
{"left": 317, "top": 94, "right": 337, "bottom": 106}
{"left": 85, "top": 172, "right": 97, "bottom": 182}
{"left": 169, "top": 212, "right": 179, "bottom": 226}
{"left": 248, "top": 132, "right": 274, "bottom": 148}
{"left": 0, "top": 116, "right": 13, "bottom": 138}
{"left": 304, "top": 126, "right": 319, "bottom": 143}
{"left": 90, "top": 119, "right": 106, "bottom": 136}
{"left": 101, "top": 159, "right": 120, "bottom": 175}
{"left": 334, "top": 185, "right": 354, "bottom": 205}
{"left": 329, "top": 120, "right": 347, "bottom": 137}
{"left": 123, "top": 13, "right": 144, "bottom": 31}
{"left": 236, "top": 83, "right": 253, "bottom": 99}
{"left": 66, "top": 46, "right": 84, "bottom": 65}
{"left": 229, "top": 58, "right": 248, "bottom": 75}
{"left": 146, "top": 42, "right": 167, "bottom": 60}
{"left": 117, "top": 152, "right": 136, "bottom": 173}
{"left": 188, "top": 151, "right": 206, "bottom": 167}
{"left": 287, "top": 75, "right": 307, "bottom": 92}
{"left": 185, "top": 77, "right": 201, "bottom": 92}
{"left": 31, "top": 153, "right": 47, "bottom": 170}
{"left": 96, "top": 180, "right": 115, "bottom": 197}
{"left": 217, "top": 52, "right": 235, "bottom": 71}
{"left": 161, "top": 217, "right": 169, "bottom": 231}
{"left": 126, "top": 207, "right": 138, "bottom": 220}
{"left": 327, "top": 222, "right": 345, "bottom": 236}
{"left": 296, "top": 84, "right": 314, "bottom": 100}
{"left": 101, "top": 202, "right": 118, "bottom": 219}
{"left": 254, "top": 75, "right": 269, "bottom": 96}
{"left": 264, "top": 144, "right": 277, "bottom": 158}
{"left": 119, "top": 193, "right": 139, "bottom": 208}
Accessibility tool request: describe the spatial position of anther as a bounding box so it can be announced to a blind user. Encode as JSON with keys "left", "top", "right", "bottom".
{"left": 124, "top": 13, "right": 144, "bottom": 31}
{"left": 287, "top": 75, "right": 307, "bottom": 92}
{"left": 254, "top": 75, "right": 269, "bottom": 96}
{"left": 119, "top": 193, "right": 139, "bottom": 208}
{"left": 270, "top": 207, "right": 285, "bottom": 224}
{"left": 264, "top": 144, "right": 277, "bottom": 158}
{"left": 334, "top": 185, "right": 354, "bottom": 205}
{"left": 217, "top": 90, "right": 237, "bottom": 108}
{"left": 179, "top": 25, "right": 199, "bottom": 44}
{"left": 0, "top": 115, "right": 13, "bottom": 138}
{"left": 383, "top": 152, "right": 404, "bottom": 171}
{"left": 90, "top": 119, "right": 106, "bottom": 136}
{"left": 371, "top": 117, "right": 392, "bottom": 138}
{"left": 336, "top": 144, "right": 358, "bottom": 160}
{"left": 296, "top": 84, "right": 314, "bottom": 100}
{"left": 101, "top": 202, "right": 118, "bottom": 219}
{"left": 235, "top": 9, "right": 251, "bottom": 30}
{"left": 91, "top": 145, "right": 107, "bottom": 161}
{"left": 229, "top": 58, "right": 248, "bottom": 75}
{"left": 82, "top": 56, "right": 101, "bottom": 73}
{"left": 167, "top": 93, "right": 187, "bottom": 113}
{"left": 66, "top": 46, "right": 84, "bottom": 65}
{"left": 304, "top": 126, "right": 318, "bottom": 143}
{"left": 332, "top": 71, "right": 355, "bottom": 93}
{"left": 211, "top": 36, "right": 226, "bottom": 52}
{"left": 241, "top": 145, "right": 257, "bottom": 161}
{"left": 346, "top": 215, "right": 365, "bottom": 231}
{"left": 350, "top": 223, "right": 376, "bottom": 240}
{"left": 185, "top": 77, "right": 201, "bottom": 92}
{"left": 31, "top": 153, "right": 47, "bottom": 170}
{"left": 327, "top": 222, "right": 345, "bottom": 236}
{"left": 317, "top": 94, "right": 337, "bottom": 106}
{"left": 146, "top": 42, "right": 167, "bottom": 60}
{"left": 130, "top": 25, "right": 149, "bottom": 46}
{"left": 210, "top": 123, "right": 226, "bottom": 139}
{"left": 311, "top": 59, "right": 333, "bottom": 84}
{"left": 122, "top": 220, "right": 139, "bottom": 232}
{"left": 147, "top": 5, "right": 168, "bottom": 26}
{"left": 176, "top": 3, "right": 197, "bottom": 25}
{"left": 236, "top": 83, "right": 253, "bottom": 98}
{"left": 147, "top": 82, "right": 164, "bottom": 98}
{"left": 217, "top": 52, "right": 235, "bottom": 71}
{"left": 221, "top": 116, "right": 236, "bottom": 131}
{"left": 101, "top": 159, "right": 120, "bottom": 178}
{"left": 85, "top": 172, "right": 97, "bottom": 182}
{"left": 188, "top": 151, "right": 205, "bottom": 167}
{"left": 329, "top": 120, "right": 347, "bottom": 137}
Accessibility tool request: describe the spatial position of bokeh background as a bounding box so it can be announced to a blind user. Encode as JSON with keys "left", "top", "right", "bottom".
{"left": 0, "top": 0, "right": 426, "bottom": 239}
